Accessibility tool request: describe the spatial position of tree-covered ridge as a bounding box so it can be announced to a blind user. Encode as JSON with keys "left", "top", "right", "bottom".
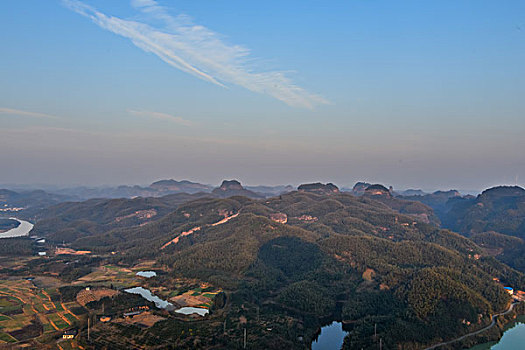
{"left": 20, "top": 189, "right": 523, "bottom": 349}
{"left": 471, "top": 231, "right": 525, "bottom": 274}
{"left": 444, "top": 186, "right": 525, "bottom": 238}
{"left": 28, "top": 192, "right": 214, "bottom": 243}
{"left": 143, "top": 193, "right": 516, "bottom": 347}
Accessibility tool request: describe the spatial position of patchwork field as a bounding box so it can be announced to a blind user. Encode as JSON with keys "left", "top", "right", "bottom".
{"left": 0, "top": 279, "right": 83, "bottom": 344}
{"left": 74, "top": 264, "right": 159, "bottom": 289}
{"left": 169, "top": 285, "right": 220, "bottom": 309}
{"left": 0, "top": 260, "right": 220, "bottom": 347}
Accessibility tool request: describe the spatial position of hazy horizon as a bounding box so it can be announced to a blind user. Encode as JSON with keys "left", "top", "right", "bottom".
{"left": 1, "top": 0, "right": 524, "bottom": 191}
{"left": 0, "top": 176, "right": 518, "bottom": 196}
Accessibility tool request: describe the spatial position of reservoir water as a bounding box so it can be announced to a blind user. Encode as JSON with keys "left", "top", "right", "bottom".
{"left": 469, "top": 317, "right": 525, "bottom": 350}
{"left": 136, "top": 271, "right": 157, "bottom": 278}
{"left": 175, "top": 307, "right": 209, "bottom": 316}
{"left": 311, "top": 322, "right": 348, "bottom": 350}
{"left": 124, "top": 286, "right": 174, "bottom": 310}
{"left": 0, "top": 218, "right": 34, "bottom": 238}
{"left": 124, "top": 286, "right": 209, "bottom": 316}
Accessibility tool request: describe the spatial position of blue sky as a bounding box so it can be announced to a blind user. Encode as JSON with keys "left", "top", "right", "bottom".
{"left": 1, "top": 0, "right": 524, "bottom": 190}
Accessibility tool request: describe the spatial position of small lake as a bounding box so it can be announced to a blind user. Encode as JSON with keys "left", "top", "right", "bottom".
{"left": 175, "top": 307, "right": 209, "bottom": 316}
{"left": 136, "top": 271, "right": 157, "bottom": 278}
{"left": 124, "top": 286, "right": 174, "bottom": 310}
{"left": 311, "top": 322, "right": 348, "bottom": 350}
{"left": 125, "top": 286, "right": 210, "bottom": 316}
{"left": 469, "top": 317, "right": 525, "bottom": 350}
{"left": 0, "top": 218, "right": 34, "bottom": 238}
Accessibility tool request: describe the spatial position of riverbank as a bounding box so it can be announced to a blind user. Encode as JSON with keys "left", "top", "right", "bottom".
{"left": 468, "top": 315, "right": 525, "bottom": 349}
{"left": 0, "top": 218, "right": 34, "bottom": 238}
{"left": 424, "top": 302, "right": 525, "bottom": 349}
{"left": 0, "top": 218, "right": 20, "bottom": 232}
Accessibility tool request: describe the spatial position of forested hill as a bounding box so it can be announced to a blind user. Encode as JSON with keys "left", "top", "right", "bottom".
{"left": 28, "top": 192, "right": 214, "bottom": 243}
{"left": 398, "top": 189, "right": 462, "bottom": 220}
{"left": 33, "top": 189, "right": 524, "bottom": 349}
{"left": 0, "top": 188, "right": 72, "bottom": 212}
{"left": 443, "top": 186, "right": 525, "bottom": 238}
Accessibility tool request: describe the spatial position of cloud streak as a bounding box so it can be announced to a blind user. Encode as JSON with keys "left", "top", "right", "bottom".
{"left": 128, "top": 109, "right": 194, "bottom": 126}
{"left": 62, "top": 0, "right": 328, "bottom": 108}
{"left": 0, "top": 107, "right": 60, "bottom": 120}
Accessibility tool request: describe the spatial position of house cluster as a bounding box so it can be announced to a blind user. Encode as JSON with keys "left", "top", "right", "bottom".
{"left": 269, "top": 213, "right": 288, "bottom": 224}
{"left": 62, "top": 329, "right": 78, "bottom": 339}
{"left": 492, "top": 277, "right": 525, "bottom": 301}
{"left": 513, "top": 289, "right": 525, "bottom": 302}
{"left": 0, "top": 206, "right": 24, "bottom": 212}
{"left": 295, "top": 215, "right": 318, "bottom": 222}
{"left": 123, "top": 305, "right": 150, "bottom": 318}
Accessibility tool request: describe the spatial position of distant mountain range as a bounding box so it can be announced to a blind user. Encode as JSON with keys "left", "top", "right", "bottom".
{"left": 0, "top": 179, "right": 295, "bottom": 207}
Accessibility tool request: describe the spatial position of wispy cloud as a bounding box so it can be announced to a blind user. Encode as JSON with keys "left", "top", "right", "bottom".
{"left": 62, "top": 0, "right": 328, "bottom": 109}
{"left": 0, "top": 107, "right": 60, "bottom": 119}
{"left": 128, "top": 109, "right": 194, "bottom": 126}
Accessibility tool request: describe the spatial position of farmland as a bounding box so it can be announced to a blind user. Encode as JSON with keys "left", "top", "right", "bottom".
{"left": 0, "top": 278, "right": 84, "bottom": 347}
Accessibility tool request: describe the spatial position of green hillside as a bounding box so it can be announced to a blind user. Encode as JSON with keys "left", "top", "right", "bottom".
{"left": 24, "top": 189, "right": 524, "bottom": 349}
{"left": 443, "top": 186, "right": 525, "bottom": 238}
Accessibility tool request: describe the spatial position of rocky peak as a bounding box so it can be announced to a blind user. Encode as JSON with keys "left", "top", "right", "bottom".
{"left": 217, "top": 180, "right": 244, "bottom": 191}
{"left": 297, "top": 182, "right": 339, "bottom": 194}
{"left": 149, "top": 179, "right": 212, "bottom": 193}
{"left": 352, "top": 182, "right": 371, "bottom": 196}
{"left": 364, "top": 184, "right": 392, "bottom": 197}
{"left": 212, "top": 180, "right": 263, "bottom": 199}
{"left": 479, "top": 186, "right": 525, "bottom": 199}
{"left": 432, "top": 190, "right": 461, "bottom": 198}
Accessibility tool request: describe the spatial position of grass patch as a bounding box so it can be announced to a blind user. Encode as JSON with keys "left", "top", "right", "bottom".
{"left": 0, "top": 315, "right": 10, "bottom": 321}
{"left": 43, "top": 323, "right": 54, "bottom": 333}
{"left": 60, "top": 341, "right": 74, "bottom": 350}
{"left": 64, "top": 313, "right": 76, "bottom": 323}
{"left": 0, "top": 332, "right": 17, "bottom": 343}
{"left": 34, "top": 303, "right": 46, "bottom": 313}
{"left": 48, "top": 314, "right": 68, "bottom": 330}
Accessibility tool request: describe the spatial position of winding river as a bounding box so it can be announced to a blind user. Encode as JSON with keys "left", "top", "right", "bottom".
{"left": 0, "top": 218, "right": 34, "bottom": 238}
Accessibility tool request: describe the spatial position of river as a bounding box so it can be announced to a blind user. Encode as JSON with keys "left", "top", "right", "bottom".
{"left": 0, "top": 218, "right": 34, "bottom": 238}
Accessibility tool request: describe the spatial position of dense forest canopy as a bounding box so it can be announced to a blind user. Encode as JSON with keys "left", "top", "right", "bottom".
{"left": 15, "top": 187, "right": 523, "bottom": 349}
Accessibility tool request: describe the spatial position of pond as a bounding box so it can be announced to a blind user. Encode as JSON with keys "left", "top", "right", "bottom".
{"left": 175, "top": 307, "right": 209, "bottom": 316}
{"left": 469, "top": 317, "right": 525, "bottom": 350}
{"left": 0, "top": 218, "right": 34, "bottom": 238}
{"left": 124, "top": 286, "right": 174, "bottom": 310}
{"left": 136, "top": 271, "right": 157, "bottom": 278}
{"left": 311, "top": 321, "right": 348, "bottom": 350}
{"left": 124, "top": 286, "right": 209, "bottom": 316}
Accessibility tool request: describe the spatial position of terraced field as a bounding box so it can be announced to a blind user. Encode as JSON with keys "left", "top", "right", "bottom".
{"left": 0, "top": 279, "right": 83, "bottom": 344}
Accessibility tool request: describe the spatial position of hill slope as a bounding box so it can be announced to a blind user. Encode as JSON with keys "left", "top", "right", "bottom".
{"left": 45, "top": 190, "right": 524, "bottom": 349}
